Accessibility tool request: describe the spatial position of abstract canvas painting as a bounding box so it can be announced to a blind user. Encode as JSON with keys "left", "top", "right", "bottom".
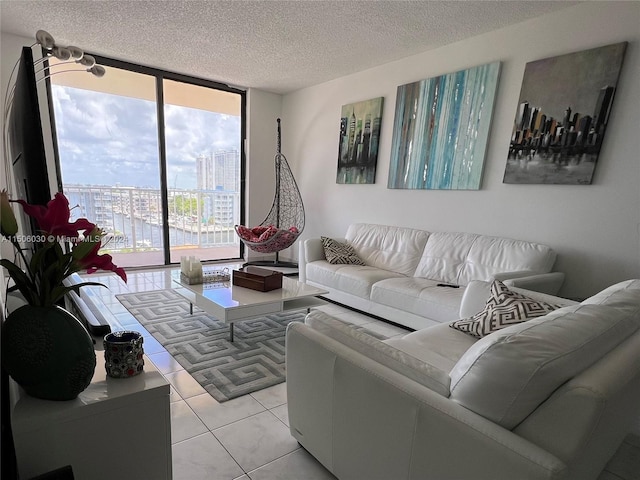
{"left": 388, "top": 62, "right": 500, "bottom": 190}
{"left": 337, "top": 97, "right": 384, "bottom": 184}
{"left": 503, "top": 42, "right": 627, "bottom": 185}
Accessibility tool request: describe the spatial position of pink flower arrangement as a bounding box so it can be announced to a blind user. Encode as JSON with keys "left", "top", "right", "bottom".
{"left": 1, "top": 191, "right": 126, "bottom": 307}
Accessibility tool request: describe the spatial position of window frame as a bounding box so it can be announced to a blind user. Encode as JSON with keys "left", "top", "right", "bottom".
{"left": 46, "top": 54, "right": 247, "bottom": 267}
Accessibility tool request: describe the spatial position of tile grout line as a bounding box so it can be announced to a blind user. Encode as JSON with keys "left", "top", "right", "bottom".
{"left": 244, "top": 447, "right": 304, "bottom": 479}
{"left": 183, "top": 401, "right": 299, "bottom": 476}
{"left": 171, "top": 430, "right": 246, "bottom": 478}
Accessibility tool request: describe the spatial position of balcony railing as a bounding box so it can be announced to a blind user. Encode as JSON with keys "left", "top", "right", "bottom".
{"left": 64, "top": 185, "right": 240, "bottom": 257}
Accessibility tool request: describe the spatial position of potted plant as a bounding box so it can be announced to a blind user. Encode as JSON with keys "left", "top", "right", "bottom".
{"left": 1, "top": 190, "right": 127, "bottom": 400}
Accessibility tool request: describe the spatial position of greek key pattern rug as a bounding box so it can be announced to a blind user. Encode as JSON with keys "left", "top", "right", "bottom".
{"left": 116, "top": 289, "right": 307, "bottom": 402}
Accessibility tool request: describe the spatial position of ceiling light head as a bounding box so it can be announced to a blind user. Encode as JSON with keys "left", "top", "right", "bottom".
{"left": 67, "top": 46, "right": 84, "bottom": 60}
{"left": 35, "top": 30, "right": 55, "bottom": 50}
{"left": 78, "top": 54, "right": 96, "bottom": 67}
{"left": 88, "top": 65, "right": 106, "bottom": 78}
{"left": 51, "top": 46, "right": 71, "bottom": 61}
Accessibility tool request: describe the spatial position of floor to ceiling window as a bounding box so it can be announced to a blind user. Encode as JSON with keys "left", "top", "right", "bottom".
{"left": 162, "top": 79, "right": 242, "bottom": 264}
{"left": 48, "top": 57, "right": 245, "bottom": 268}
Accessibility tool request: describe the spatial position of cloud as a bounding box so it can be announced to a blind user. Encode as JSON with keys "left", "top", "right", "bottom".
{"left": 51, "top": 85, "right": 241, "bottom": 190}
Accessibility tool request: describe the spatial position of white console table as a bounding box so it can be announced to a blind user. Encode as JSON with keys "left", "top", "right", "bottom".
{"left": 9, "top": 354, "right": 171, "bottom": 480}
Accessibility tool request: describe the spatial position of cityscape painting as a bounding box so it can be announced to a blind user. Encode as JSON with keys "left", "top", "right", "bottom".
{"left": 504, "top": 42, "right": 627, "bottom": 185}
{"left": 337, "top": 97, "right": 383, "bottom": 184}
{"left": 387, "top": 62, "right": 500, "bottom": 190}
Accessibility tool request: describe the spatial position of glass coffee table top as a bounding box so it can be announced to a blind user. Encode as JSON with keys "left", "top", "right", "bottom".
{"left": 170, "top": 268, "right": 328, "bottom": 341}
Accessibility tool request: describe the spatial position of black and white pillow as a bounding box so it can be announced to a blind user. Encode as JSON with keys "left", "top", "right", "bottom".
{"left": 321, "top": 237, "right": 365, "bottom": 265}
{"left": 450, "top": 280, "right": 562, "bottom": 338}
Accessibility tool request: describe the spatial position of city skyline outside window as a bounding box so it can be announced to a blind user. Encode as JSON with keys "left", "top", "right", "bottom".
{"left": 49, "top": 58, "right": 244, "bottom": 267}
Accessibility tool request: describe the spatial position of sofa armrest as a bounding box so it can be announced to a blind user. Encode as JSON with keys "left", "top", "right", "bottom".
{"left": 302, "top": 237, "right": 349, "bottom": 283}
{"left": 460, "top": 280, "right": 493, "bottom": 317}
{"left": 303, "top": 238, "right": 326, "bottom": 264}
{"left": 502, "top": 272, "right": 565, "bottom": 295}
{"left": 305, "top": 311, "right": 450, "bottom": 396}
{"left": 300, "top": 238, "right": 325, "bottom": 284}
{"left": 492, "top": 270, "right": 537, "bottom": 281}
{"left": 304, "top": 237, "right": 348, "bottom": 264}
{"left": 460, "top": 280, "right": 578, "bottom": 318}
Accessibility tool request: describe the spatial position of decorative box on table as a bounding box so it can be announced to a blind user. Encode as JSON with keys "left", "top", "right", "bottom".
{"left": 232, "top": 267, "right": 283, "bottom": 292}
{"left": 180, "top": 267, "right": 230, "bottom": 285}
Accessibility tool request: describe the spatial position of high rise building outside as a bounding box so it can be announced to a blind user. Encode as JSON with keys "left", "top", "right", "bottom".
{"left": 196, "top": 149, "right": 239, "bottom": 192}
{"left": 214, "top": 150, "right": 240, "bottom": 192}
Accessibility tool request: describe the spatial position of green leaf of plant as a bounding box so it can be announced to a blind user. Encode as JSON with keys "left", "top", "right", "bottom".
{"left": 0, "top": 259, "right": 37, "bottom": 304}
{"left": 49, "top": 281, "right": 106, "bottom": 305}
{"left": 29, "top": 244, "right": 54, "bottom": 274}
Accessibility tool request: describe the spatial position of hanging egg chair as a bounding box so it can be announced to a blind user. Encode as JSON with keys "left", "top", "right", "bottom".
{"left": 235, "top": 118, "right": 304, "bottom": 270}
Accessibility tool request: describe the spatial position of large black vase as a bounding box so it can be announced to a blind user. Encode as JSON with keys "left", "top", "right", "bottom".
{"left": 1, "top": 305, "right": 96, "bottom": 400}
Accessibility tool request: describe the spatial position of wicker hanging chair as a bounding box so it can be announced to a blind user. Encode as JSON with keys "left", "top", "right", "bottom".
{"left": 235, "top": 118, "right": 304, "bottom": 270}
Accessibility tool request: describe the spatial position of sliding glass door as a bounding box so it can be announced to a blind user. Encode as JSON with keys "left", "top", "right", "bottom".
{"left": 48, "top": 57, "right": 245, "bottom": 268}
{"left": 162, "top": 79, "right": 242, "bottom": 264}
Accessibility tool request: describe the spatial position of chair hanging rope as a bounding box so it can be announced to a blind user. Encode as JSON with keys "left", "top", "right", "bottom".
{"left": 235, "top": 118, "right": 305, "bottom": 267}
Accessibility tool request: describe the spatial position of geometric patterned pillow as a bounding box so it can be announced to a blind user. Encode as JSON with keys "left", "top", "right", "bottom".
{"left": 321, "top": 236, "right": 365, "bottom": 265}
{"left": 449, "top": 280, "right": 562, "bottom": 338}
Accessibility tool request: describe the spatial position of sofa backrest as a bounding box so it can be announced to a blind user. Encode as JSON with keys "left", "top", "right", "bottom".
{"left": 413, "top": 232, "right": 557, "bottom": 285}
{"left": 345, "top": 223, "right": 430, "bottom": 276}
{"left": 448, "top": 280, "right": 640, "bottom": 430}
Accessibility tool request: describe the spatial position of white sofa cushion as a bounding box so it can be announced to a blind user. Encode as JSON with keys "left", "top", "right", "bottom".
{"left": 345, "top": 223, "right": 430, "bottom": 276}
{"left": 450, "top": 280, "right": 562, "bottom": 338}
{"left": 371, "top": 278, "right": 464, "bottom": 322}
{"left": 306, "top": 261, "right": 404, "bottom": 299}
{"left": 384, "top": 323, "right": 477, "bottom": 372}
{"left": 305, "top": 310, "right": 451, "bottom": 396}
{"left": 449, "top": 284, "right": 640, "bottom": 429}
{"left": 413, "top": 232, "right": 557, "bottom": 286}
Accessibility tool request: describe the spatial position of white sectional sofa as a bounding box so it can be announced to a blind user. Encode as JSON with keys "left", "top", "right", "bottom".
{"left": 286, "top": 279, "right": 640, "bottom": 480}
{"left": 301, "top": 223, "right": 564, "bottom": 330}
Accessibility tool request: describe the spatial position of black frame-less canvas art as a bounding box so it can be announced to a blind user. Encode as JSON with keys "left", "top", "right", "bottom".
{"left": 337, "top": 97, "right": 383, "bottom": 184}
{"left": 504, "top": 42, "right": 627, "bottom": 185}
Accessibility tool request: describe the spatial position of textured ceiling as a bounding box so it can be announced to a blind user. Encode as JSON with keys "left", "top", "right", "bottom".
{"left": 1, "top": 1, "right": 577, "bottom": 94}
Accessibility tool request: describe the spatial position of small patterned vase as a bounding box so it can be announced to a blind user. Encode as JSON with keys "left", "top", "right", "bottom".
{"left": 1, "top": 305, "right": 96, "bottom": 400}
{"left": 103, "top": 331, "right": 144, "bottom": 378}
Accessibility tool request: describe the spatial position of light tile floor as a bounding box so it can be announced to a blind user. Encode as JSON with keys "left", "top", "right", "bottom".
{"left": 86, "top": 267, "right": 639, "bottom": 480}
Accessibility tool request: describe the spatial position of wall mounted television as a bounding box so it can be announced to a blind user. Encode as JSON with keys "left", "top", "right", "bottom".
{"left": 6, "top": 46, "right": 54, "bottom": 235}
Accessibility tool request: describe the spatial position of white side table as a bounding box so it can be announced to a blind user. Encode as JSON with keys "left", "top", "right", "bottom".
{"left": 9, "top": 354, "right": 171, "bottom": 480}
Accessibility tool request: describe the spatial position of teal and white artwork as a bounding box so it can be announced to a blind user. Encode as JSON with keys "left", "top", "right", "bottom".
{"left": 388, "top": 62, "right": 501, "bottom": 190}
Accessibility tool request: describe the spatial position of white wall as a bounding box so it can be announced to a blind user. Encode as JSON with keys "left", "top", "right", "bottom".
{"left": 245, "top": 89, "right": 282, "bottom": 261}
{"left": 282, "top": 1, "right": 640, "bottom": 299}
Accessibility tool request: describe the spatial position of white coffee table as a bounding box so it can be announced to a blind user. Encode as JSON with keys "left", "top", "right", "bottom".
{"left": 172, "top": 270, "right": 328, "bottom": 341}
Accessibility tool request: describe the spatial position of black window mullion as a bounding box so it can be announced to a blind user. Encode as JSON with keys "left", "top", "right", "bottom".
{"left": 155, "top": 76, "right": 171, "bottom": 265}
{"left": 239, "top": 93, "right": 247, "bottom": 261}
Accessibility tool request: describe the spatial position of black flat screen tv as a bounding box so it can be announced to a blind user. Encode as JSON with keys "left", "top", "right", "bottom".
{"left": 7, "top": 46, "right": 52, "bottom": 209}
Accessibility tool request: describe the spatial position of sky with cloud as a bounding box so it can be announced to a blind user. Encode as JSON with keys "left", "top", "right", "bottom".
{"left": 51, "top": 85, "right": 241, "bottom": 190}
